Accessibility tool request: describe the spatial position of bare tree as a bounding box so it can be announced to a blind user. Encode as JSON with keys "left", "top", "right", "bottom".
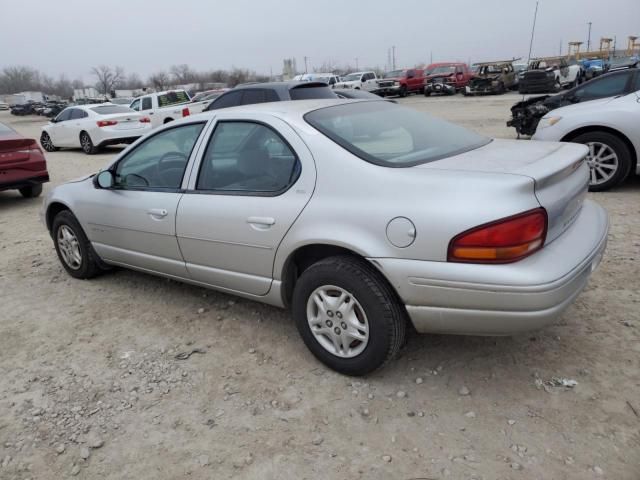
{"left": 170, "top": 64, "right": 195, "bottom": 85}
{"left": 0, "top": 66, "right": 40, "bottom": 93}
{"left": 120, "top": 72, "right": 143, "bottom": 90}
{"left": 91, "top": 65, "right": 125, "bottom": 95}
{"left": 148, "top": 71, "right": 170, "bottom": 91}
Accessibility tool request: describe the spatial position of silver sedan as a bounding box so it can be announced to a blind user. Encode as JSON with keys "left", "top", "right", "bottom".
{"left": 42, "top": 99, "right": 609, "bottom": 375}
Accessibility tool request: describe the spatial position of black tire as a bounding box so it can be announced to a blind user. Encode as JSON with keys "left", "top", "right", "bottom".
{"left": 80, "top": 131, "right": 97, "bottom": 155}
{"left": 292, "top": 255, "right": 407, "bottom": 376}
{"left": 571, "top": 131, "right": 632, "bottom": 192}
{"left": 399, "top": 85, "right": 408, "bottom": 98}
{"left": 19, "top": 184, "right": 42, "bottom": 198}
{"left": 52, "top": 210, "right": 104, "bottom": 279}
{"left": 40, "top": 132, "right": 58, "bottom": 152}
{"left": 424, "top": 90, "right": 431, "bottom": 97}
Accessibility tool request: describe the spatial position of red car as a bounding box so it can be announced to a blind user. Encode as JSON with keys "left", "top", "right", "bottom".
{"left": 0, "top": 121, "right": 49, "bottom": 198}
{"left": 424, "top": 62, "right": 474, "bottom": 95}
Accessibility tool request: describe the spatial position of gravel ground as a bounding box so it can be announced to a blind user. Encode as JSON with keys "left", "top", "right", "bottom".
{"left": 1, "top": 94, "right": 639, "bottom": 480}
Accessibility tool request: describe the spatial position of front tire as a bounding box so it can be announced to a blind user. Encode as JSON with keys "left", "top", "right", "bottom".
{"left": 52, "top": 210, "right": 104, "bottom": 279}
{"left": 292, "top": 255, "right": 406, "bottom": 376}
{"left": 572, "top": 131, "right": 632, "bottom": 192}
{"left": 399, "top": 85, "right": 408, "bottom": 98}
{"left": 40, "top": 132, "right": 58, "bottom": 152}
{"left": 80, "top": 131, "right": 97, "bottom": 155}
{"left": 19, "top": 184, "right": 42, "bottom": 198}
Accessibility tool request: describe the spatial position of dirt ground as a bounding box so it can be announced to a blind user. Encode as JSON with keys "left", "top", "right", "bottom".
{"left": 1, "top": 94, "right": 639, "bottom": 480}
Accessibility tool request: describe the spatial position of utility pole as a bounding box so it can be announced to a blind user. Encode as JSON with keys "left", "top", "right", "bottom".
{"left": 304, "top": 56, "right": 309, "bottom": 73}
{"left": 559, "top": 39, "right": 562, "bottom": 56}
{"left": 430, "top": 51, "right": 433, "bottom": 64}
{"left": 392, "top": 46, "right": 396, "bottom": 70}
{"left": 587, "top": 22, "right": 592, "bottom": 51}
{"left": 355, "top": 57, "right": 359, "bottom": 70}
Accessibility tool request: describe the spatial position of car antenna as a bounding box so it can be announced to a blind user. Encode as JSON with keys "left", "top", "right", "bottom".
{"left": 523, "top": 0, "right": 540, "bottom": 103}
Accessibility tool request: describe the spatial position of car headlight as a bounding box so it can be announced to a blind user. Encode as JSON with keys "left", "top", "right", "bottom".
{"left": 393, "top": 81, "right": 400, "bottom": 86}
{"left": 538, "top": 116, "right": 562, "bottom": 129}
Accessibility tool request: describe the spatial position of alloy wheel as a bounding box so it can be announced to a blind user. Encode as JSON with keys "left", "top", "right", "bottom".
{"left": 41, "top": 133, "right": 54, "bottom": 151}
{"left": 57, "top": 225, "right": 82, "bottom": 270}
{"left": 306, "top": 285, "right": 369, "bottom": 358}
{"left": 81, "top": 134, "right": 92, "bottom": 153}
{"left": 586, "top": 141, "right": 619, "bottom": 186}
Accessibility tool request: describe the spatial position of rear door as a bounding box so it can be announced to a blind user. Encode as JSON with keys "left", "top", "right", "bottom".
{"left": 176, "top": 113, "right": 316, "bottom": 295}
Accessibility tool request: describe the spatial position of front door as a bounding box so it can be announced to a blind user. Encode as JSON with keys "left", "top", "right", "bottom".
{"left": 49, "top": 108, "right": 74, "bottom": 146}
{"left": 176, "top": 115, "right": 315, "bottom": 296}
{"left": 85, "top": 121, "right": 207, "bottom": 277}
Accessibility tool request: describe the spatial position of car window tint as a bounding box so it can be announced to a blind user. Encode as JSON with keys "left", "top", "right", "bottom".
{"left": 289, "top": 85, "right": 335, "bottom": 100}
{"left": 575, "top": 72, "right": 629, "bottom": 99}
{"left": 157, "top": 91, "right": 190, "bottom": 107}
{"left": 197, "top": 121, "right": 299, "bottom": 194}
{"left": 55, "top": 109, "right": 72, "bottom": 122}
{"left": 71, "top": 109, "right": 86, "bottom": 119}
{"left": 130, "top": 99, "right": 141, "bottom": 111}
{"left": 114, "top": 123, "right": 205, "bottom": 190}
{"left": 207, "top": 91, "right": 243, "bottom": 110}
{"left": 241, "top": 89, "right": 266, "bottom": 105}
{"left": 142, "top": 97, "right": 153, "bottom": 110}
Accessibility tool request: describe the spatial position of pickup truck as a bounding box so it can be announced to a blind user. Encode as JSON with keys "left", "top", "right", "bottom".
{"left": 334, "top": 71, "right": 379, "bottom": 92}
{"left": 424, "top": 63, "right": 474, "bottom": 95}
{"left": 128, "top": 90, "right": 208, "bottom": 128}
{"left": 518, "top": 58, "right": 582, "bottom": 94}
{"left": 376, "top": 69, "right": 424, "bottom": 97}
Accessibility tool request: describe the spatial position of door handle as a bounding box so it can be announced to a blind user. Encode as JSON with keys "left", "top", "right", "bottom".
{"left": 147, "top": 208, "right": 168, "bottom": 218}
{"left": 247, "top": 216, "right": 275, "bottom": 227}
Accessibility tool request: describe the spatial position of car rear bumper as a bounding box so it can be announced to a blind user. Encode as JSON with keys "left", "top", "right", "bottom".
{"left": 370, "top": 199, "right": 608, "bottom": 335}
{"left": 0, "top": 173, "right": 49, "bottom": 192}
{"left": 96, "top": 136, "right": 143, "bottom": 148}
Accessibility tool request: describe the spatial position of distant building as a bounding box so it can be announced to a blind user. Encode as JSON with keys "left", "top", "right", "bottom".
{"left": 282, "top": 58, "right": 297, "bottom": 81}
{"left": 73, "top": 87, "right": 101, "bottom": 101}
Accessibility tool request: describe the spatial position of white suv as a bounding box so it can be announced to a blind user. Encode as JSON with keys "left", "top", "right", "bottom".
{"left": 334, "top": 71, "right": 379, "bottom": 92}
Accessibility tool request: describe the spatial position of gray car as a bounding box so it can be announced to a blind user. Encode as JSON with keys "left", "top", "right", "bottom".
{"left": 42, "top": 99, "right": 609, "bottom": 375}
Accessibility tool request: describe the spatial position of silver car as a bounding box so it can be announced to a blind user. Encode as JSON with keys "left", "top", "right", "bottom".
{"left": 42, "top": 100, "right": 609, "bottom": 375}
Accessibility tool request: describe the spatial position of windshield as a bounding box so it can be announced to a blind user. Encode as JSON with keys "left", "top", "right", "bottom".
{"left": 91, "top": 105, "right": 133, "bottom": 114}
{"left": 344, "top": 73, "right": 362, "bottom": 81}
{"left": 429, "top": 66, "right": 456, "bottom": 75}
{"left": 305, "top": 101, "right": 490, "bottom": 167}
{"left": 384, "top": 70, "right": 405, "bottom": 78}
{"left": 480, "top": 65, "right": 504, "bottom": 74}
{"left": 157, "top": 90, "right": 190, "bottom": 107}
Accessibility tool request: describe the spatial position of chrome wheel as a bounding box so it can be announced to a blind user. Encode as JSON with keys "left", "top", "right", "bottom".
{"left": 40, "top": 132, "right": 54, "bottom": 152}
{"left": 81, "top": 133, "right": 92, "bottom": 153}
{"left": 57, "top": 225, "right": 82, "bottom": 270}
{"left": 586, "top": 142, "right": 618, "bottom": 186}
{"left": 306, "top": 285, "right": 369, "bottom": 358}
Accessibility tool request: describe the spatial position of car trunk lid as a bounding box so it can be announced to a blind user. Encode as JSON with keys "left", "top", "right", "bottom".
{"left": 0, "top": 136, "right": 39, "bottom": 166}
{"left": 97, "top": 112, "right": 147, "bottom": 131}
{"left": 415, "top": 139, "right": 589, "bottom": 243}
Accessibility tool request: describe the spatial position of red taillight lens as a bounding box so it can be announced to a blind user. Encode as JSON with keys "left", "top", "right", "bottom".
{"left": 139, "top": 117, "right": 151, "bottom": 123}
{"left": 181, "top": 107, "right": 190, "bottom": 117}
{"left": 448, "top": 208, "right": 547, "bottom": 263}
{"left": 96, "top": 120, "right": 118, "bottom": 127}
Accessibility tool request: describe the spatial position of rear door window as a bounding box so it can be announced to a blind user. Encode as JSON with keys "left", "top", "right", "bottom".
{"left": 207, "top": 91, "right": 243, "bottom": 110}
{"left": 157, "top": 91, "right": 190, "bottom": 108}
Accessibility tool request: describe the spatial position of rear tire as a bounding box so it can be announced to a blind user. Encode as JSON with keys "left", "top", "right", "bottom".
{"left": 80, "top": 131, "right": 97, "bottom": 155}
{"left": 19, "top": 184, "right": 42, "bottom": 198}
{"left": 292, "top": 255, "right": 407, "bottom": 376}
{"left": 571, "top": 131, "right": 632, "bottom": 192}
{"left": 52, "top": 210, "right": 104, "bottom": 279}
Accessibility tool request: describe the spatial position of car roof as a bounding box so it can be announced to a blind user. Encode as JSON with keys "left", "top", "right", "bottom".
{"left": 232, "top": 81, "right": 328, "bottom": 92}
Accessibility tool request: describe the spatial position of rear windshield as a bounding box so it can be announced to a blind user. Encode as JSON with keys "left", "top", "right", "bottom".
{"left": 289, "top": 86, "right": 336, "bottom": 100}
{"left": 158, "top": 90, "right": 190, "bottom": 107}
{"left": 91, "top": 105, "right": 133, "bottom": 115}
{"left": 305, "top": 101, "right": 490, "bottom": 167}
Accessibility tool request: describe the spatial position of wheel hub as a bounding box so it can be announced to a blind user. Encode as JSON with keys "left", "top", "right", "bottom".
{"left": 57, "top": 225, "right": 82, "bottom": 270}
{"left": 306, "top": 285, "right": 369, "bottom": 359}
{"left": 586, "top": 141, "right": 618, "bottom": 185}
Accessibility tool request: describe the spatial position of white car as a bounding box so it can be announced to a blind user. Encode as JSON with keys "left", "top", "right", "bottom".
{"left": 334, "top": 71, "right": 379, "bottom": 92}
{"left": 0, "top": 102, "right": 9, "bottom": 111}
{"left": 533, "top": 90, "right": 640, "bottom": 191}
{"left": 40, "top": 104, "right": 152, "bottom": 155}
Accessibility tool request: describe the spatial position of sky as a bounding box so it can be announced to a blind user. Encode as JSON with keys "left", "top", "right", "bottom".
{"left": 1, "top": 0, "right": 638, "bottom": 83}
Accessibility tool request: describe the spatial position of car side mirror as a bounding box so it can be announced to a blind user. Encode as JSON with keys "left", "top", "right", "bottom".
{"left": 94, "top": 170, "right": 114, "bottom": 189}
{"left": 50, "top": 118, "right": 57, "bottom": 123}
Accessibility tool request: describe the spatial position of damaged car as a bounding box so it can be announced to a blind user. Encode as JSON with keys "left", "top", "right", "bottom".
{"left": 508, "top": 64, "right": 640, "bottom": 136}
{"left": 518, "top": 57, "right": 582, "bottom": 94}
{"left": 464, "top": 61, "right": 516, "bottom": 95}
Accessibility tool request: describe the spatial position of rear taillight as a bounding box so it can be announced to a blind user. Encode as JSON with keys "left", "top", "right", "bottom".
{"left": 139, "top": 117, "right": 151, "bottom": 123}
{"left": 448, "top": 208, "right": 547, "bottom": 264}
{"left": 182, "top": 107, "right": 190, "bottom": 117}
{"left": 97, "top": 120, "right": 118, "bottom": 127}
